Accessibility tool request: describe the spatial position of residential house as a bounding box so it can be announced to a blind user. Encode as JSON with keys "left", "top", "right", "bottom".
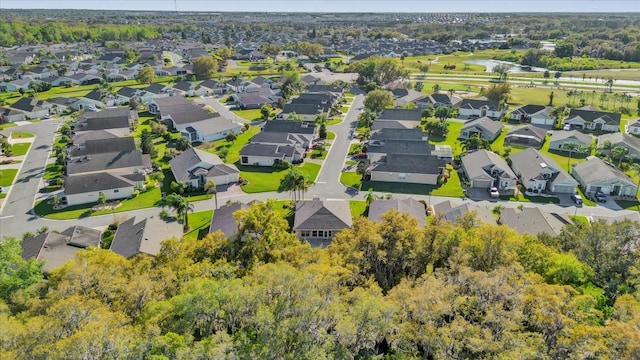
{"left": 46, "top": 97, "right": 78, "bottom": 115}
{"left": 0, "top": 107, "right": 27, "bottom": 123}
{"left": 110, "top": 216, "right": 183, "bottom": 259}
{"left": 432, "top": 200, "right": 496, "bottom": 225}
{"left": 458, "top": 99, "right": 504, "bottom": 120}
{"left": 564, "top": 108, "right": 621, "bottom": 133}
{"left": 504, "top": 124, "right": 548, "bottom": 149}
{"left": 280, "top": 103, "right": 324, "bottom": 121}
{"left": 416, "top": 93, "right": 462, "bottom": 109}
{"left": 394, "top": 89, "right": 426, "bottom": 108}
{"left": 21, "top": 226, "right": 101, "bottom": 272}
{"left": 73, "top": 108, "right": 136, "bottom": 137}
{"left": 368, "top": 198, "right": 426, "bottom": 227}
{"left": 460, "top": 149, "right": 518, "bottom": 191}
{"left": 499, "top": 207, "right": 572, "bottom": 236}
{"left": 509, "top": 105, "right": 555, "bottom": 126}
{"left": 548, "top": 130, "right": 593, "bottom": 152}
{"left": 196, "top": 79, "right": 228, "bottom": 96}
{"left": 46, "top": 76, "right": 74, "bottom": 87}
{"left": 235, "top": 89, "right": 279, "bottom": 109}
{"left": 367, "top": 127, "right": 431, "bottom": 162}
{"left": 372, "top": 108, "right": 422, "bottom": 131}
{"left": 172, "top": 81, "right": 196, "bottom": 97}
{"left": 369, "top": 153, "right": 445, "bottom": 185}
{"left": 293, "top": 199, "right": 352, "bottom": 247}
{"left": 115, "top": 86, "right": 140, "bottom": 105}
{"left": 262, "top": 119, "right": 317, "bottom": 139}
{"left": 209, "top": 202, "right": 249, "bottom": 238}
{"left": 169, "top": 148, "right": 240, "bottom": 189}
{"left": 72, "top": 89, "right": 107, "bottom": 110}
{"left": 509, "top": 148, "right": 578, "bottom": 194}
{"left": 10, "top": 97, "right": 49, "bottom": 119}
{"left": 598, "top": 132, "right": 640, "bottom": 159}
{"left": 152, "top": 96, "right": 241, "bottom": 143}
{"left": 459, "top": 116, "right": 503, "bottom": 141}
{"left": 63, "top": 172, "right": 145, "bottom": 206}
{"left": 572, "top": 156, "right": 638, "bottom": 197}
{"left": 142, "top": 83, "right": 172, "bottom": 104}
{"left": 239, "top": 143, "right": 303, "bottom": 166}
{"left": 0, "top": 78, "right": 31, "bottom": 92}
{"left": 23, "top": 66, "right": 55, "bottom": 80}
{"left": 626, "top": 118, "right": 640, "bottom": 136}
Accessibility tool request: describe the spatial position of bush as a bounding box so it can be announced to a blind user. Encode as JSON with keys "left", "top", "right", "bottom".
{"left": 131, "top": 190, "right": 140, "bottom": 198}
{"left": 272, "top": 160, "right": 291, "bottom": 171}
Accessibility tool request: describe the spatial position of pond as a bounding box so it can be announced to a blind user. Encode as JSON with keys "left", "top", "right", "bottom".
{"left": 463, "top": 59, "right": 547, "bottom": 73}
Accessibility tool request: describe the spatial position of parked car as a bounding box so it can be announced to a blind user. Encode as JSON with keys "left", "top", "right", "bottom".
{"left": 488, "top": 187, "right": 500, "bottom": 198}
{"left": 594, "top": 191, "right": 607, "bottom": 203}
{"left": 571, "top": 193, "right": 583, "bottom": 205}
{"left": 353, "top": 152, "right": 367, "bottom": 159}
{"left": 563, "top": 123, "right": 571, "bottom": 131}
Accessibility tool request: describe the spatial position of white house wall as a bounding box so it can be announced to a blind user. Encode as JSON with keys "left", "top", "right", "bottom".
{"left": 370, "top": 171, "right": 438, "bottom": 185}
{"left": 65, "top": 186, "right": 134, "bottom": 206}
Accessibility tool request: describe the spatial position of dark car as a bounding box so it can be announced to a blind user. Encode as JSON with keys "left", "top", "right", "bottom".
{"left": 571, "top": 193, "right": 583, "bottom": 205}
{"left": 594, "top": 191, "right": 607, "bottom": 203}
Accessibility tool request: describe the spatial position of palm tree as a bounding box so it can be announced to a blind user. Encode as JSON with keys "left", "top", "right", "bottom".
{"left": 598, "top": 140, "right": 614, "bottom": 157}
{"left": 461, "top": 134, "right": 490, "bottom": 152}
{"left": 166, "top": 193, "right": 193, "bottom": 230}
{"left": 280, "top": 168, "right": 305, "bottom": 201}
{"left": 605, "top": 78, "right": 614, "bottom": 93}
{"left": 204, "top": 179, "right": 218, "bottom": 209}
{"left": 630, "top": 163, "right": 640, "bottom": 197}
{"left": 561, "top": 142, "right": 581, "bottom": 170}
{"left": 432, "top": 84, "right": 441, "bottom": 93}
{"left": 365, "top": 188, "right": 379, "bottom": 208}
{"left": 611, "top": 146, "right": 630, "bottom": 167}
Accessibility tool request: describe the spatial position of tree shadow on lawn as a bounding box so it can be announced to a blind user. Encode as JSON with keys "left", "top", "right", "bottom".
{"left": 358, "top": 180, "right": 437, "bottom": 196}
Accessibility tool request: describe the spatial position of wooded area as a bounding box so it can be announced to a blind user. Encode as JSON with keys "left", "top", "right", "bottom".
{"left": 1, "top": 201, "right": 639, "bottom": 359}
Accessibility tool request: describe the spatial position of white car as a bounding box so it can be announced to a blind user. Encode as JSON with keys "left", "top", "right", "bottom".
{"left": 563, "top": 124, "right": 570, "bottom": 131}
{"left": 488, "top": 187, "right": 500, "bottom": 198}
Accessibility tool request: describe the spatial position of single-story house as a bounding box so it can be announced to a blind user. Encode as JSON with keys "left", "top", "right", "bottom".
{"left": 110, "top": 216, "right": 183, "bottom": 259}
{"left": 460, "top": 149, "right": 518, "bottom": 191}
{"left": 458, "top": 99, "right": 505, "bottom": 120}
{"left": 509, "top": 148, "right": 578, "bottom": 194}
{"left": 10, "top": 97, "right": 49, "bottom": 119}
{"left": 432, "top": 200, "right": 496, "bottom": 225}
{"left": 416, "top": 93, "right": 462, "bottom": 109}
{"left": 369, "top": 154, "right": 446, "bottom": 185}
{"left": 169, "top": 148, "right": 240, "bottom": 189}
{"left": 239, "top": 143, "right": 304, "bottom": 166}
{"left": 63, "top": 172, "right": 145, "bottom": 206}
{"left": 293, "top": 199, "right": 353, "bottom": 247}
{"left": 197, "top": 79, "right": 228, "bottom": 96}
{"left": 625, "top": 118, "right": 640, "bottom": 136}
{"left": 509, "top": 104, "right": 555, "bottom": 126}
{"left": 21, "top": 226, "right": 102, "bottom": 272}
{"left": 368, "top": 198, "right": 426, "bottom": 227}
{"left": 459, "top": 116, "right": 503, "bottom": 141}
{"left": 0, "top": 107, "right": 27, "bottom": 123}
{"left": 499, "top": 207, "right": 572, "bottom": 237}
{"left": 503, "top": 124, "right": 548, "bottom": 149}
{"left": 209, "top": 202, "right": 249, "bottom": 238}
{"left": 572, "top": 156, "right": 638, "bottom": 197}
{"left": 548, "top": 130, "right": 593, "bottom": 152}
{"left": 564, "top": 108, "right": 621, "bottom": 133}
{"left": 598, "top": 132, "right": 640, "bottom": 160}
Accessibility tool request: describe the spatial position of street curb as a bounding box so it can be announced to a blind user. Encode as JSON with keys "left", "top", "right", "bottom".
{"left": 0, "top": 137, "right": 35, "bottom": 215}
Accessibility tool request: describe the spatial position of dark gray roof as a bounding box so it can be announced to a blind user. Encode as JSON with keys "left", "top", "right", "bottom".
{"left": 199, "top": 79, "right": 223, "bottom": 89}
{"left": 367, "top": 139, "right": 431, "bottom": 155}
{"left": 11, "top": 97, "right": 42, "bottom": 112}
{"left": 368, "top": 198, "right": 426, "bottom": 227}
{"left": 173, "top": 81, "right": 194, "bottom": 92}
{"left": 293, "top": 200, "right": 352, "bottom": 231}
{"left": 510, "top": 104, "right": 547, "bottom": 116}
{"left": 76, "top": 108, "right": 134, "bottom": 131}
{"left": 21, "top": 232, "right": 50, "bottom": 260}
{"left": 169, "top": 148, "right": 238, "bottom": 182}
{"left": 209, "top": 202, "right": 249, "bottom": 238}
{"left": 371, "top": 154, "right": 445, "bottom": 175}
{"left": 566, "top": 109, "right": 621, "bottom": 125}
{"left": 70, "top": 137, "right": 136, "bottom": 156}
{"left": 66, "top": 150, "right": 149, "bottom": 175}
{"left": 459, "top": 99, "right": 500, "bottom": 111}
{"left": 117, "top": 86, "right": 138, "bottom": 98}
{"left": 84, "top": 89, "right": 103, "bottom": 101}
{"left": 64, "top": 172, "right": 137, "bottom": 195}
{"left": 156, "top": 97, "right": 219, "bottom": 125}
{"left": 22, "top": 226, "right": 101, "bottom": 272}
{"left": 110, "top": 217, "right": 146, "bottom": 259}
{"left": 370, "top": 127, "right": 426, "bottom": 141}
{"left": 282, "top": 103, "right": 322, "bottom": 115}
{"left": 59, "top": 225, "right": 102, "bottom": 248}
{"left": 72, "top": 130, "right": 119, "bottom": 145}
{"left": 500, "top": 207, "right": 572, "bottom": 236}
{"left": 262, "top": 120, "right": 316, "bottom": 134}
{"left": 377, "top": 108, "right": 422, "bottom": 121}
{"left": 145, "top": 83, "right": 167, "bottom": 94}
{"left": 428, "top": 93, "right": 453, "bottom": 106}
{"left": 239, "top": 143, "right": 297, "bottom": 157}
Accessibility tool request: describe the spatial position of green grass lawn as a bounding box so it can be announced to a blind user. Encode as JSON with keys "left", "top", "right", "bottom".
{"left": 44, "top": 163, "right": 63, "bottom": 180}
{"left": 325, "top": 131, "right": 336, "bottom": 140}
{"left": 539, "top": 135, "right": 590, "bottom": 172}
{"left": 310, "top": 148, "right": 328, "bottom": 160}
{"left": 10, "top": 132, "right": 35, "bottom": 138}
{"left": 232, "top": 109, "right": 263, "bottom": 121}
{"left": 0, "top": 123, "right": 17, "bottom": 130}
{"left": 183, "top": 210, "right": 214, "bottom": 240}
{"left": 35, "top": 187, "right": 162, "bottom": 220}
{"left": 240, "top": 162, "right": 321, "bottom": 193}
{"left": 9, "top": 142, "right": 31, "bottom": 156}
{"left": 616, "top": 199, "right": 640, "bottom": 211}
{"left": 200, "top": 125, "right": 260, "bottom": 164}
{"left": 326, "top": 118, "right": 343, "bottom": 126}
{"left": 349, "top": 200, "right": 367, "bottom": 220}
{"left": 0, "top": 169, "right": 18, "bottom": 187}
{"left": 0, "top": 193, "right": 7, "bottom": 199}
{"left": 429, "top": 120, "right": 464, "bottom": 155}
{"left": 489, "top": 127, "right": 510, "bottom": 156}
{"left": 340, "top": 170, "right": 464, "bottom": 197}
{"left": 570, "top": 215, "right": 590, "bottom": 226}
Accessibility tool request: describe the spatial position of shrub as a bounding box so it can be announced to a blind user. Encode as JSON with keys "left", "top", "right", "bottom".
{"left": 272, "top": 160, "right": 291, "bottom": 171}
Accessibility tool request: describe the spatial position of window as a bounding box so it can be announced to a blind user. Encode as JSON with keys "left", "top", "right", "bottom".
{"left": 114, "top": 189, "right": 119, "bottom": 193}
{"left": 241, "top": 156, "right": 249, "bottom": 164}
{"left": 301, "top": 230, "right": 310, "bottom": 237}
{"left": 312, "top": 230, "right": 318, "bottom": 237}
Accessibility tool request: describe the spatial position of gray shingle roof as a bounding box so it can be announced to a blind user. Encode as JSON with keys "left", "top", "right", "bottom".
{"left": 368, "top": 198, "right": 426, "bottom": 227}
{"left": 209, "top": 202, "right": 249, "bottom": 238}
{"left": 549, "top": 130, "right": 592, "bottom": 145}
{"left": 433, "top": 200, "right": 496, "bottom": 225}
{"left": 572, "top": 156, "right": 635, "bottom": 186}
{"left": 500, "top": 207, "right": 572, "bottom": 236}
{"left": 64, "top": 172, "right": 137, "bottom": 195}
{"left": 66, "top": 150, "right": 149, "bottom": 175}
{"left": 566, "top": 109, "right": 621, "bottom": 125}
{"left": 459, "top": 99, "right": 500, "bottom": 111}
{"left": 377, "top": 108, "right": 422, "bottom": 121}
{"left": 169, "top": 148, "right": 238, "bottom": 183}
{"left": 510, "top": 104, "right": 547, "bottom": 116}
{"left": 371, "top": 154, "right": 445, "bottom": 175}
{"left": 461, "top": 116, "right": 503, "bottom": 135}
{"left": 110, "top": 217, "right": 146, "bottom": 259}
{"left": 262, "top": 120, "right": 316, "bottom": 134}
{"left": 509, "top": 148, "right": 578, "bottom": 187}
{"left": 461, "top": 149, "right": 516, "bottom": 181}
{"left": 293, "top": 200, "right": 352, "bottom": 231}
{"left": 70, "top": 137, "right": 136, "bottom": 157}
{"left": 505, "top": 124, "right": 548, "bottom": 141}
{"left": 370, "top": 127, "right": 426, "bottom": 141}
{"left": 367, "top": 139, "right": 431, "bottom": 156}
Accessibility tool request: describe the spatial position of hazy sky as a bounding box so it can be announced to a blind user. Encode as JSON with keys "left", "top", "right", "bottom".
{"left": 2, "top": 0, "right": 638, "bottom": 13}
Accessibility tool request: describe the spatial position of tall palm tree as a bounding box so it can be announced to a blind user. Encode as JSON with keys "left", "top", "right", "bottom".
{"left": 630, "top": 163, "right": 640, "bottom": 197}
{"left": 561, "top": 142, "right": 581, "bottom": 170}
{"left": 598, "top": 140, "right": 614, "bottom": 157}
{"left": 204, "top": 179, "right": 218, "bottom": 209}
{"left": 611, "top": 146, "right": 630, "bottom": 167}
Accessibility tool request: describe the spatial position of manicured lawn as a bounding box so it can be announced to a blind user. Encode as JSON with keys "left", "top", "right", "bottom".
{"left": 0, "top": 169, "right": 18, "bottom": 187}
{"left": 240, "top": 162, "right": 321, "bottom": 193}
{"left": 10, "top": 142, "right": 31, "bottom": 156}
{"left": 183, "top": 210, "right": 213, "bottom": 240}
{"left": 325, "top": 131, "right": 336, "bottom": 140}
{"left": 0, "top": 193, "right": 7, "bottom": 199}
{"left": 44, "top": 163, "right": 63, "bottom": 180}
{"left": 10, "top": 132, "right": 35, "bottom": 138}
{"left": 616, "top": 199, "right": 640, "bottom": 211}
{"left": 0, "top": 123, "right": 17, "bottom": 130}
{"left": 349, "top": 200, "right": 367, "bottom": 220}
{"left": 429, "top": 120, "right": 464, "bottom": 155}
{"left": 489, "top": 127, "right": 510, "bottom": 156}
{"left": 326, "top": 118, "right": 343, "bottom": 126}
{"left": 35, "top": 187, "right": 162, "bottom": 220}
{"left": 340, "top": 170, "right": 464, "bottom": 197}
{"left": 539, "top": 135, "right": 590, "bottom": 172}
{"left": 200, "top": 125, "right": 260, "bottom": 164}
{"left": 310, "top": 148, "right": 328, "bottom": 160}
{"left": 159, "top": 169, "right": 214, "bottom": 202}
{"left": 570, "top": 215, "right": 590, "bottom": 226}
{"left": 232, "top": 109, "right": 263, "bottom": 121}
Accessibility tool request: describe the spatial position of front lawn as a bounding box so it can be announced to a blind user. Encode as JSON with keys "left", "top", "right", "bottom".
{"left": 44, "top": 163, "right": 63, "bottom": 180}
{"left": 616, "top": 199, "right": 640, "bottom": 211}
{"left": 0, "top": 169, "right": 18, "bottom": 187}
{"left": 10, "top": 142, "right": 31, "bottom": 156}
{"left": 183, "top": 210, "right": 214, "bottom": 240}
{"left": 240, "top": 162, "right": 321, "bottom": 193}
{"left": 201, "top": 125, "right": 260, "bottom": 164}
{"left": 0, "top": 123, "right": 17, "bottom": 130}
{"left": 326, "top": 118, "right": 343, "bottom": 126}
{"left": 340, "top": 170, "right": 464, "bottom": 197}
{"left": 35, "top": 187, "right": 162, "bottom": 220}
{"left": 349, "top": 200, "right": 367, "bottom": 219}
{"left": 232, "top": 109, "right": 263, "bottom": 121}
{"left": 10, "top": 132, "right": 35, "bottom": 138}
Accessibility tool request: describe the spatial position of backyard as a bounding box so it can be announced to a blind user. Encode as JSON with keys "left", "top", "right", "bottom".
{"left": 240, "top": 162, "right": 321, "bottom": 193}
{"left": 340, "top": 169, "right": 464, "bottom": 198}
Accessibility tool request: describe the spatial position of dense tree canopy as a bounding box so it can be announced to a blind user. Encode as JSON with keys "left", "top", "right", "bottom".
{"left": 349, "top": 57, "right": 410, "bottom": 88}
{"left": 364, "top": 89, "right": 395, "bottom": 113}
{"left": 1, "top": 200, "right": 639, "bottom": 359}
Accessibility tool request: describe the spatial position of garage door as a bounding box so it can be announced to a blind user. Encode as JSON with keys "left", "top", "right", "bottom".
{"left": 552, "top": 184, "right": 575, "bottom": 194}
{"left": 472, "top": 179, "right": 493, "bottom": 188}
